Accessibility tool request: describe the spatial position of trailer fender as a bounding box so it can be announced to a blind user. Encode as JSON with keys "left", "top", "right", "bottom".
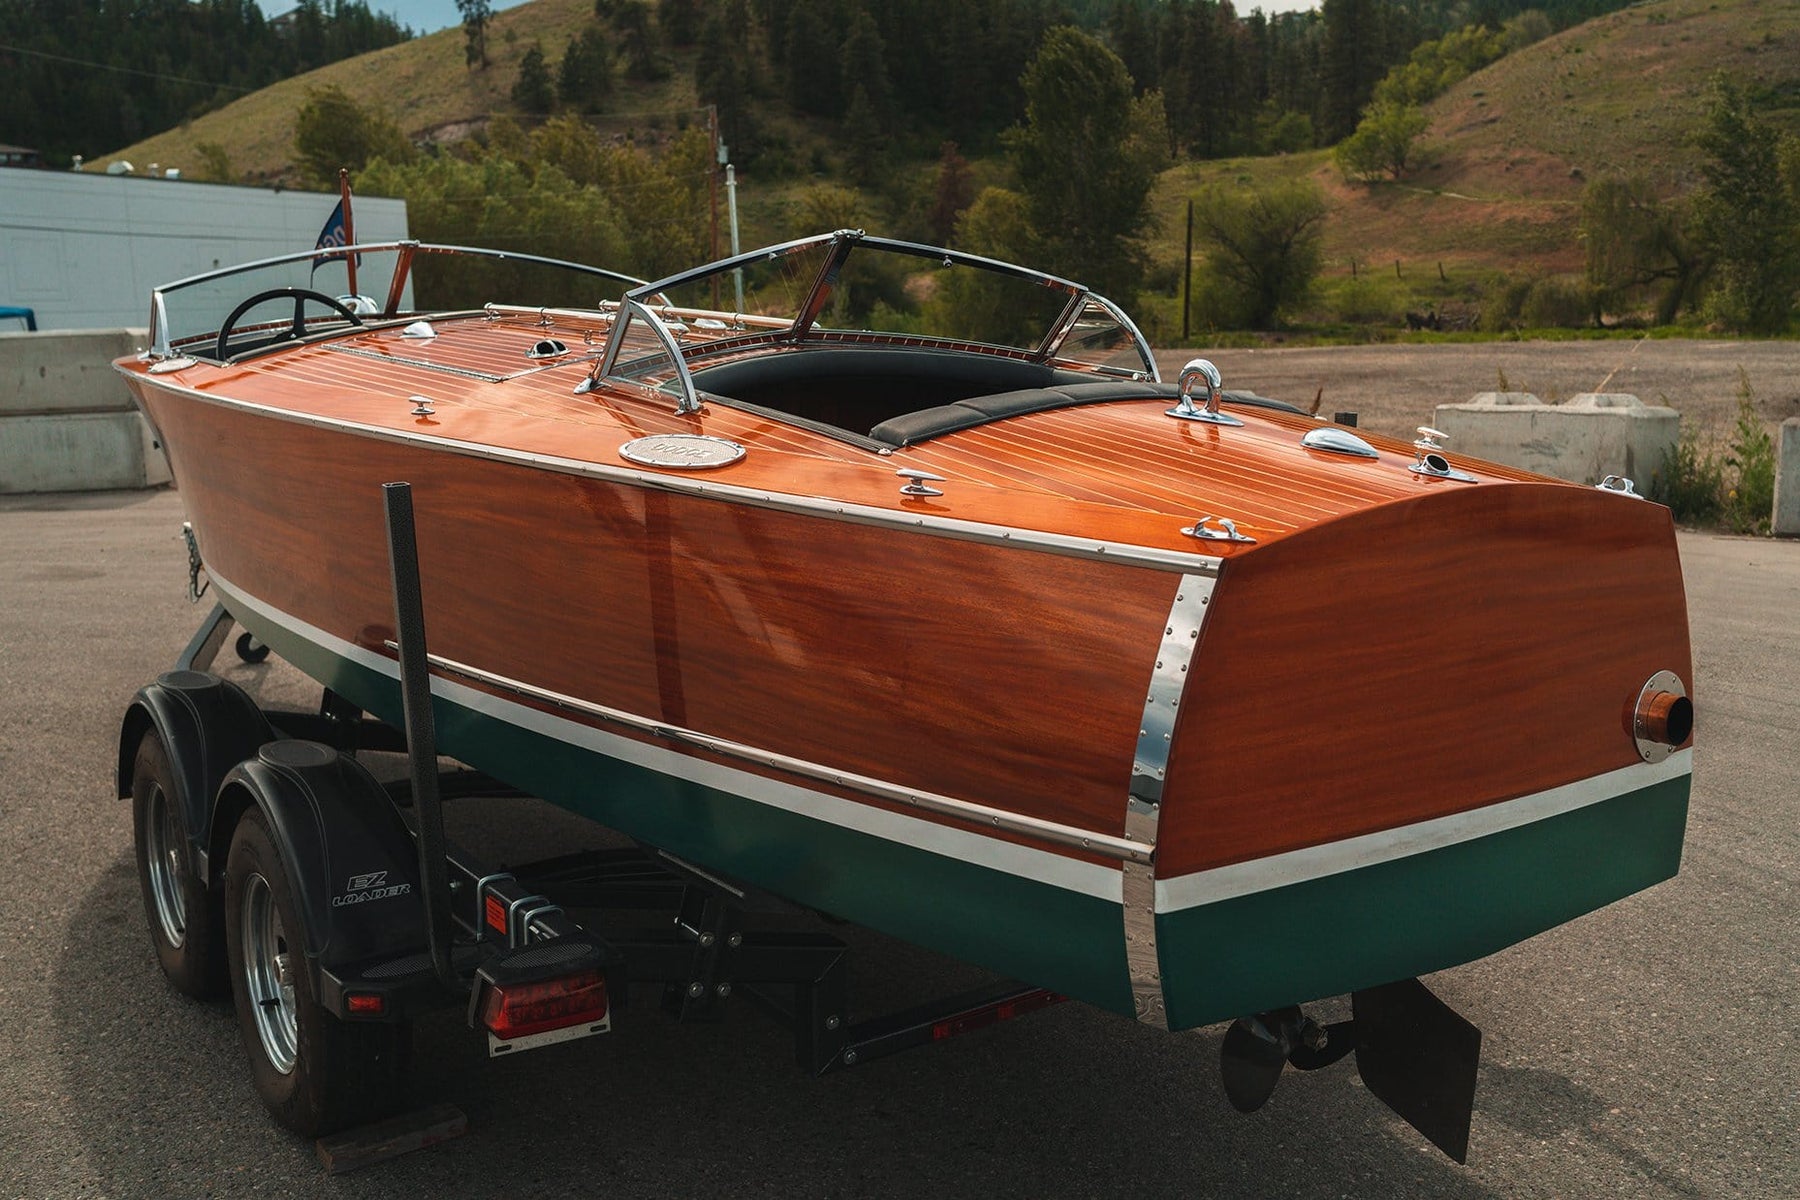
{"left": 118, "top": 670, "right": 274, "bottom": 887}
{"left": 214, "top": 741, "right": 427, "bottom": 973}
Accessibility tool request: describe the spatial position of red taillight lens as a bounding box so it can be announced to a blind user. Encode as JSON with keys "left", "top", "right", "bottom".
{"left": 346, "top": 992, "right": 386, "bottom": 1016}
{"left": 931, "top": 990, "right": 1064, "bottom": 1041}
{"left": 479, "top": 969, "right": 608, "bottom": 1040}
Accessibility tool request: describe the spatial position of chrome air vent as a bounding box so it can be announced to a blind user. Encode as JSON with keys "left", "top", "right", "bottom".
{"left": 1301, "top": 427, "right": 1378, "bottom": 458}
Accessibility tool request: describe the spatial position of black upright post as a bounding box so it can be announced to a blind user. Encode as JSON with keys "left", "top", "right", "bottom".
{"left": 383, "top": 481, "right": 459, "bottom": 994}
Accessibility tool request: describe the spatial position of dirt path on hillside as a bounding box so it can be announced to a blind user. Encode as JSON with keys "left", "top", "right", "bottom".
{"left": 1154, "top": 340, "right": 1800, "bottom": 446}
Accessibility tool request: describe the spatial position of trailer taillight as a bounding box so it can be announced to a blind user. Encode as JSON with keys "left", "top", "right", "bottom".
{"left": 345, "top": 992, "right": 386, "bottom": 1016}
{"left": 477, "top": 969, "right": 610, "bottom": 1052}
{"left": 931, "top": 988, "right": 1064, "bottom": 1041}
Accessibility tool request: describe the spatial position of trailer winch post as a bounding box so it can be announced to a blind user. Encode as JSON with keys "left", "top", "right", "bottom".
{"left": 383, "top": 481, "right": 461, "bottom": 995}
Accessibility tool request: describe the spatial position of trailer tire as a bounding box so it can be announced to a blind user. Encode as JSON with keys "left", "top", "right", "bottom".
{"left": 131, "top": 728, "right": 228, "bottom": 999}
{"left": 224, "top": 806, "right": 410, "bottom": 1137}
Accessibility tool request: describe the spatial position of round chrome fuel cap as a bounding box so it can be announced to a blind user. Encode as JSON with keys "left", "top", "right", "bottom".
{"left": 618, "top": 434, "right": 746, "bottom": 470}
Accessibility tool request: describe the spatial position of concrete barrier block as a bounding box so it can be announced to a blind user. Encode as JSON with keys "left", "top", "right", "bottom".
{"left": 1775, "top": 418, "right": 1800, "bottom": 538}
{"left": 1460, "top": 392, "right": 1546, "bottom": 408}
{"left": 0, "top": 411, "right": 157, "bottom": 493}
{"left": 138, "top": 411, "right": 172, "bottom": 487}
{"left": 1434, "top": 392, "right": 1680, "bottom": 487}
{"left": 0, "top": 328, "right": 145, "bottom": 415}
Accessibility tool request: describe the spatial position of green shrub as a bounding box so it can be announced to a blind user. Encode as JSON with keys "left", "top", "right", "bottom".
{"left": 1724, "top": 372, "right": 1776, "bottom": 534}
{"left": 1648, "top": 371, "right": 1776, "bottom": 532}
{"left": 1650, "top": 429, "right": 1726, "bottom": 525}
{"left": 1330, "top": 276, "right": 1404, "bottom": 325}
{"left": 1519, "top": 278, "right": 1592, "bottom": 329}
{"left": 1479, "top": 276, "right": 1534, "bottom": 332}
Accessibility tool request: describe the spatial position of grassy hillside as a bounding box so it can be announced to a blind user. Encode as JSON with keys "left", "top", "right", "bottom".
{"left": 106, "top": 0, "right": 1798, "bottom": 325}
{"left": 1140, "top": 0, "right": 1799, "bottom": 335}
{"left": 100, "top": 0, "right": 682, "bottom": 185}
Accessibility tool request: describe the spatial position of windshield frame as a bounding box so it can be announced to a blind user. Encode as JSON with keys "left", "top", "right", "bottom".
{"left": 147, "top": 240, "right": 648, "bottom": 360}
{"left": 596, "top": 230, "right": 1160, "bottom": 412}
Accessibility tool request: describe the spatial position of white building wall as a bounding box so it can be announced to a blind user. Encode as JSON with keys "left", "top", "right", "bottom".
{"left": 0, "top": 171, "right": 408, "bottom": 331}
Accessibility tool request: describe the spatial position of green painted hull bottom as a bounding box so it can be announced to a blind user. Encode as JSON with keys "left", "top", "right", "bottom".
{"left": 235, "top": 603, "right": 1686, "bottom": 1034}
{"left": 241, "top": 611, "right": 1136, "bottom": 1016}
{"left": 1156, "top": 774, "right": 1690, "bottom": 1030}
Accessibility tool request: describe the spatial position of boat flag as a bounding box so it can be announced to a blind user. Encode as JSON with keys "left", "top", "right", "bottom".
{"left": 312, "top": 169, "right": 361, "bottom": 296}
{"left": 311, "top": 199, "right": 360, "bottom": 270}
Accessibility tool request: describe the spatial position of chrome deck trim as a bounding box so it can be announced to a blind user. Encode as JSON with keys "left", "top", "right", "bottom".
{"left": 393, "top": 646, "right": 1153, "bottom": 865}
{"left": 1123, "top": 572, "right": 1217, "bottom": 1029}
{"left": 127, "top": 372, "right": 1226, "bottom": 576}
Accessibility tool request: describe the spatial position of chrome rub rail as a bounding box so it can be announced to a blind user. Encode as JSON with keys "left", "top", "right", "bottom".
{"left": 389, "top": 644, "right": 1154, "bottom": 865}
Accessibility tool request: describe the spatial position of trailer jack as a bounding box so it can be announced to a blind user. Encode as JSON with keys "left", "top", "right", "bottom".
{"left": 1221, "top": 978, "right": 1482, "bottom": 1162}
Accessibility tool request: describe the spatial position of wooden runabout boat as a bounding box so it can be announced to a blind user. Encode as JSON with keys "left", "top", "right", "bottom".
{"left": 115, "top": 231, "right": 1692, "bottom": 1153}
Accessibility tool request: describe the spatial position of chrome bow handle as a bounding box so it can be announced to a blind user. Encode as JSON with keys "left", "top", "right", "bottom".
{"left": 1168, "top": 359, "right": 1243, "bottom": 427}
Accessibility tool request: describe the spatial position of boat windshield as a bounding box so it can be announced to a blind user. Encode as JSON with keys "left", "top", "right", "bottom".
{"left": 148, "top": 242, "right": 644, "bottom": 360}
{"left": 596, "top": 231, "right": 1159, "bottom": 409}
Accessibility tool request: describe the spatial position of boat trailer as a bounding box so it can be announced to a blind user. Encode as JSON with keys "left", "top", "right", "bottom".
{"left": 120, "top": 483, "right": 1482, "bottom": 1164}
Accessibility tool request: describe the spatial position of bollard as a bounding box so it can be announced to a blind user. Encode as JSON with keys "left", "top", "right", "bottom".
{"left": 1775, "top": 418, "right": 1800, "bottom": 537}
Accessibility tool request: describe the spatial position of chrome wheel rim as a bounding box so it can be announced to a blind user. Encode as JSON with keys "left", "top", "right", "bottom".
{"left": 143, "top": 783, "right": 187, "bottom": 948}
{"left": 240, "top": 873, "right": 298, "bottom": 1074}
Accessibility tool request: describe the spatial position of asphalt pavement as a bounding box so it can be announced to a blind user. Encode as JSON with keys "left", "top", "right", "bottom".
{"left": 1, "top": 489, "right": 1795, "bottom": 1199}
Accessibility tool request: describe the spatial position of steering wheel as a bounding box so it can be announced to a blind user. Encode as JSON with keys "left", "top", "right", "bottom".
{"left": 215, "top": 287, "right": 364, "bottom": 360}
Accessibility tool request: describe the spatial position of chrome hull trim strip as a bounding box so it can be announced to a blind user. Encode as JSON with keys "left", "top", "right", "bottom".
{"left": 409, "top": 645, "right": 1151, "bottom": 865}
{"left": 1123, "top": 572, "right": 1217, "bottom": 1030}
{"left": 129, "top": 373, "right": 1223, "bottom": 576}
{"left": 206, "top": 572, "right": 1130, "bottom": 902}
{"left": 1154, "top": 749, "right": 1693, "bottom": 913}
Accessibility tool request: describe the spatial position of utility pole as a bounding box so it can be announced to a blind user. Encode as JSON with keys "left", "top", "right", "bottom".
{"left": 1181, "top": 198, "right": 1193, "bottom": 344}
{"left": 726, "top": 163, "right": 744, "bottom": 313}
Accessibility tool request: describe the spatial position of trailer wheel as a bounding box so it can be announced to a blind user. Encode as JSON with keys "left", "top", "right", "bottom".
{"left": 131, "top": 728, "right": 227, "bottom": 998}
{"left": 234, "top": 632, "right": 270, "bottom": 664}
{"left": 224, "top": 806, "right": 410, "bottom": 1136}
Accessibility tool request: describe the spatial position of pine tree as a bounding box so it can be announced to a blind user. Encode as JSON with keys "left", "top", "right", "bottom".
{"left": 456, "top": 0, "right": 492, "bottom": 70}
{"left": 1009, "top": 27, "right": 1163, "bottom": 298}
{"left": 1692, "top": 75, "right": 1799, "bottom": 334}
{"left": 512, "top": 42, "right": 555, "bottom": 113}
{"left": 929, "top": 141, "right": 975, "bottom": 246}
{"left": 1319, "top": 0, "right": 1384, "bottom": 143}
{"left": 610, "top": 1, "right": 668, "bottom": 82}
{"left": 784, "top": 0, "right": 843, "bottom": 117}
{"left": 558, "top": 26, "right": 615, "bottom": 113}
{"left": 840, "top": 8, "right": 893, "bottom": 132}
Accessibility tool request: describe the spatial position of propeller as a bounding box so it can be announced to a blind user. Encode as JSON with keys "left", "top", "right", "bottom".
{"left": 1221, "top": 1006, "right": 1357, "bottom": 1113}
{"left": 1220, "top": 1007, "right": 1302, "bottom": 1113}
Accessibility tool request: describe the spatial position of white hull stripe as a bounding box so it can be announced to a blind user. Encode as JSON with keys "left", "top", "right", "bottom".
{"left": 208, "top": 572, "right": 1126, "bottom": 904}
{"left": 1155, "top": 749, "right": 1693, "bottom": 913}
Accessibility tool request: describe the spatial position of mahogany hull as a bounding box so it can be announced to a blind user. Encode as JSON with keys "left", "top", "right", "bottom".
{"left": 122, "top": 368, "right": 1693, "bottom": 1031}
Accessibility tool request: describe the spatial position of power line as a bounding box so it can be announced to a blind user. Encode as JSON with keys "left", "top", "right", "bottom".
{"left": 0, "top": 40, "right": 257, "bottom": 93}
